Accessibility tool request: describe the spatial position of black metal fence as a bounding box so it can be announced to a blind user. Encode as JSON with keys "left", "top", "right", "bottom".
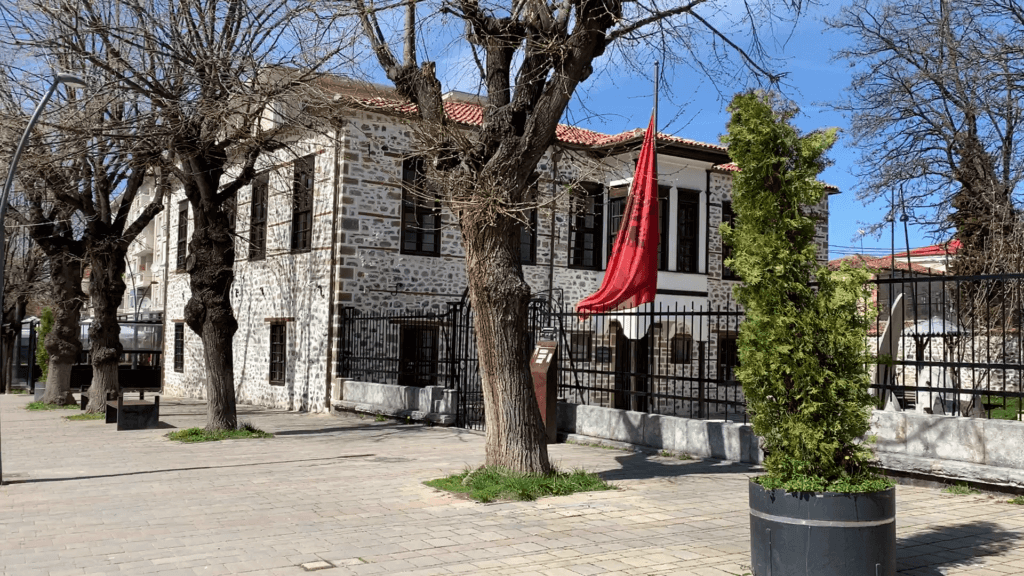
{"left": 336, "top": 272, "right": 1024, "bottom": 430}
{"left": 337, "top": 303, "right": 483, "bottom": 428}
{"left": 11, "top": 319, "right": 41, "bottom": 391}
{"left": 337, "top": 298, "right": 747, "bottom": 429}
{"left": 871, "top": 273, "right": 1023, "bottom": 420}
{"left": 539, "top": 301, "right": 747, "bottom": 422}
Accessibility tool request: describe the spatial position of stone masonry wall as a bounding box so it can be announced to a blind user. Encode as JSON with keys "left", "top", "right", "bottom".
{"left": 157, "top": 108, "right": 834, "bottom": 417}
{"left": 163, "top": 131, "right": 341, "bottom": 413}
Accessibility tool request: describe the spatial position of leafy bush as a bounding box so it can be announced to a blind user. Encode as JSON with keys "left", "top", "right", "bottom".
{"left": 722, "top": 92, "right": 889, "bottom": 493}
{"left": 35, "top": 308, "right": 54, "bottom": 382}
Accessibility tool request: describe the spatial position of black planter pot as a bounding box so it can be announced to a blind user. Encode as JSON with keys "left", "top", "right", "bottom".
{"left": 749, "top": 481, "right": 896, "bottom": 576}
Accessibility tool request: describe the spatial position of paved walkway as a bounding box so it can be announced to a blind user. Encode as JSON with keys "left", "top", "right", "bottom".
{"left": 1, "top": 395, "right": 1024, "bottom": 576}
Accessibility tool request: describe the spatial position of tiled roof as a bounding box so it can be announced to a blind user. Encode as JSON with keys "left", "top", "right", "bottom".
{"left": 588, "top": 128, "right": 728, "bottom": 152}
{"left": 827, "top": 254, "right": 942, "bottom": 276}
{"left": 348, "top": 96, "right": 724, "bottom": 150}
{"left": 893, "top": 240, "right": 961, "bottom": 258}
{"left": 345, "top": 94, "right": 838, "bottom": 190}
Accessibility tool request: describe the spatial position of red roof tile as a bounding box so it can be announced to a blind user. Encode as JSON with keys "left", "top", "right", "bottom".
{"left": 347, "top": 96, "right": 723, "bottom": 149}
{"left": 892, "top": 240, "right": 961, "bottom": 258}
{"left": 347, "top": 94, "right": 838, "bottom": 192}
{"left": 827, "top": 254, "right": 942, "bottom": 275}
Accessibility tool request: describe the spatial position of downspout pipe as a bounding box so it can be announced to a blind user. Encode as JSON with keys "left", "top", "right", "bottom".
{"left": 323, "top": 124, "right": 344, "bottom": 411}
{"left": 547, "top": 147, "right": 562, "bottom": 307}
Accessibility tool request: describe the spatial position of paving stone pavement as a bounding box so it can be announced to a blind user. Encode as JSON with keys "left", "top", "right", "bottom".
{"left": 2, "top": 395, "right": 1024, "bottom": 576}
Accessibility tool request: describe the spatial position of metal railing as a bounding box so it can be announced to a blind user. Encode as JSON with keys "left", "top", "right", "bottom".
{"left": 336, "top": 272, "right": 1024, "bottom": 429}
{"left": 870, "top": 273, "right": 1023, "bottom": 419}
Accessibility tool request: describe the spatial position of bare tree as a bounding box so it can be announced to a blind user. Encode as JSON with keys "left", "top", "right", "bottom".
{"left": 1, "top": 67, "right": 170, "bottom": 408}
{"left": 831, "top": 0, "right": 1024, "bottom": 275}
{"left": 0, "top": 218, "right": 45, "bottom": 394}
{"left": 0, "top": 79, "right": 88, "bottom": 404}
{"left": 7, "top": 0, "right": 356, "bottom": 428}
{"left": 340, "top": 0, "right": 811, "bottom": 473}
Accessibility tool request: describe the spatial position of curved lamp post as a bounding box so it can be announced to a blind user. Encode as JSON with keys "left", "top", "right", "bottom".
{"left": 0, "top": 73, "right": 88, "bottom": 485}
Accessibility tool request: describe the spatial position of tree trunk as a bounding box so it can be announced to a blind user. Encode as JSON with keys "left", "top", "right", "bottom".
{"left": 2, "top": 337, "right": 12, "bottom": 393}
{"left": 461, "top": 210, "right": 551, "bottom": 475}
{"left": 85, "top": 251, "right": 127, "bottom": 413}
{"left": 41, "top": 254, "right": 84, "bottom": 405}
{"left": 183, "top": 210, "right": 238, "bottom": 430}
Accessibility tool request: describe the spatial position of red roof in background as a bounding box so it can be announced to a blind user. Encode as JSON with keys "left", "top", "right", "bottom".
{"left": 827, "top": 254, "right": 942, "bottom": 276}
{"left": 892, "top": 240, "right": 961, "bottom": 258}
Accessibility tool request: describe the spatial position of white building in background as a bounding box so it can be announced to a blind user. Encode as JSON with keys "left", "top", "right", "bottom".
{"left": 135, "top": 85, "right": 833, "bottom": 414}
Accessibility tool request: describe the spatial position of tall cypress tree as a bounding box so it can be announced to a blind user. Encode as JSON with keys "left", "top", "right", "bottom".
{"left": 723, "top": 92, "right": 885, "bottom": 491}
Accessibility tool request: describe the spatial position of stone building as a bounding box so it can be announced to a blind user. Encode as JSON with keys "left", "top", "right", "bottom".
{"left": 143, "top": 87, "right": 832, "bottom": 414}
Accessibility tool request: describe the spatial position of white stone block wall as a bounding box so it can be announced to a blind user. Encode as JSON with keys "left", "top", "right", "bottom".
{"left": 163, "top": 131, "right": 341, "bottom": 413}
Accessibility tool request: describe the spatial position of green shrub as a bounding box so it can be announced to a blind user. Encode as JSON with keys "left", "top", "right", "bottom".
{"left": 35, "top": 308, "right": 54, "bottom": 382}
{"left": 723, "top": 92, "right": 890, "bottom": 493}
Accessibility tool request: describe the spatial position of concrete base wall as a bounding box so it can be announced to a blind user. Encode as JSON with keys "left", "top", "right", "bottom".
{"left": 556, "top": 403, "right": 1024, "bottom": 488}
{"left": 557, "top": 403, "right": 763, "bottom": 464}
{"left": 333, "top": 380, "right": 457, "bottom": 425}
{"left": 869, "top": 409, "right": 1024, "bottom": 488}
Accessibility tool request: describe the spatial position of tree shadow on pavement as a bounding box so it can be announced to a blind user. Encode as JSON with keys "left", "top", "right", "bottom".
{"left": 592, "top": 450, "right": 759, "bottom": 482}
{"left": 4, "top": 454, "right": 376, "bottom": 485}
{"left": 896, "top": 520, "right": 1020, "bottom": 575}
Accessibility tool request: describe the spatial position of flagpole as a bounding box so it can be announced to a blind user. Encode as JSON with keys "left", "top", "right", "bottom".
{"left": 653, "top": 60, "right": 659, "bottom": 137}
{"left": 633, "top": 61, "right": 660, "bottom": 413}
{"left": 648, "top": 61, "right": 658, "bottom": 411}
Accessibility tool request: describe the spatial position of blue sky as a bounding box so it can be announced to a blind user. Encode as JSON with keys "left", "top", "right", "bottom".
{"left": 556, "top": 3, "right": 937, "bottom": 261}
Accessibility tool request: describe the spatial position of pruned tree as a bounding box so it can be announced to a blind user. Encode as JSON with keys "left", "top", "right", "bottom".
{"left": 0, "top": 78, "right": 88, "bottom": 404}
{"left": 831, "top": 0, "right": 1024, "bottom": 276}
{"left": 7, "top": 0, "right": 357, "bottom": 427}
{"left": 0, "top": 216, "right": 45, "bottom": 393}
{"left": 341, "top": 0, "right": 811, "bottom": 473}
{"left": 0, "top": 66, "right": 171, "bottom": 408}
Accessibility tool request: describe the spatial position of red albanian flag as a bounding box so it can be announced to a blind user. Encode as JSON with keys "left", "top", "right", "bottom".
{"left": 576, "top": 114, "right": 659, "bottom": 317}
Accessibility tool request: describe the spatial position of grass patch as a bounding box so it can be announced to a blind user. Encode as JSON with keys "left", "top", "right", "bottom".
{"left": 659, "top": 450, "right": 693, "bottom": 460}
{"left": 566, "top": 440, "right": 628, "bottom": 451}
{"left": 65, "top": 412, "right": 105, "bottom": 421}
{"left": 943, "top": 482, "right": 979, "bottom": 495}
{"left": 26, "top": 401, "right": 79, "bottom": 411}
{"left": 983, "top": 395, "right": 1022, "bottom": 420}
{"left": 424, "top": 466, "right": 614, "bottom": 503}
{"left": 168, "top": 422, "right": 273, "bottom": 442}
{"left": 9, "top": 388, "right": 28, "bottom": 395}
{"left": 374, "top": 414, "right": 388, "bottom": 422}
{"left": 1008, "top": 495, "right": 1024, "bottom": 505}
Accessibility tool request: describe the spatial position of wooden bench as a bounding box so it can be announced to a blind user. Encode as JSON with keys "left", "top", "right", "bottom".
{"left": 105, "top": 394, "right": 160, "bottom": 430}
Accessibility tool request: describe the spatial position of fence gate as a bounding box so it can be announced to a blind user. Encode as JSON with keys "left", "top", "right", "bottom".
{"left": 338, "top": 300, "right": 554, "bottom": 431}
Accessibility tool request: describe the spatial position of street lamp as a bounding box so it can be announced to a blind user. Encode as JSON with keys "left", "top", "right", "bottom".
{"left": 0, "top": 73, "right": 88, "bottom": 486}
